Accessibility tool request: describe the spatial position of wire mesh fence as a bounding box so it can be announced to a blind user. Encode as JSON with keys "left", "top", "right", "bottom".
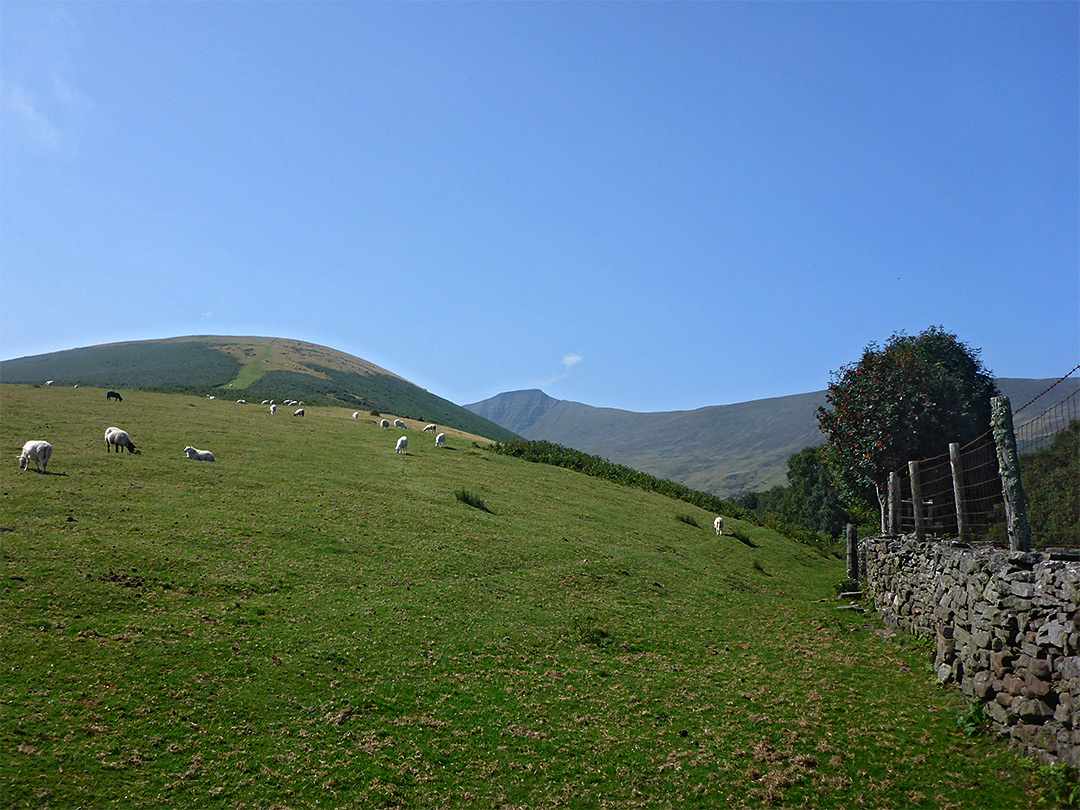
{"left": 892, "top": 366, "right": 1078, "bottom": 548}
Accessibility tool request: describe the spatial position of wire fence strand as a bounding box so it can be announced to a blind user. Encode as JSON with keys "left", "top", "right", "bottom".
{"left": 893, "top": 367, "right": 1078, "bottom": 548}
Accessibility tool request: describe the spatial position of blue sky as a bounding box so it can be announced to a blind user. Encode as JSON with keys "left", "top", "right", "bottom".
{"left": 2, "top": 2, "right": 1077, "bottom": 412}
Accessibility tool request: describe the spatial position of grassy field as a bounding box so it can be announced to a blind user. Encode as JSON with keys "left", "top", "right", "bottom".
{"left": 1, "top": 385, "right": 1036, "bottom": 808}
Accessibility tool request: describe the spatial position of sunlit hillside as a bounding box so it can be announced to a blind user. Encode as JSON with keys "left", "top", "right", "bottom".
{"left": 0, "top": 385, "right": 1035, "bottom": 808}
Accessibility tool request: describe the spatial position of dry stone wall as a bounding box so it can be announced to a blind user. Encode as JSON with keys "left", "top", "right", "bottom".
{"left": 862, "top": 535, "right": 1079, "bottom": 768}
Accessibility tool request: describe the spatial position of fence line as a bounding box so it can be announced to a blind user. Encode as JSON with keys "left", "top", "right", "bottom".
{"left": 891, "top": 366, "right": 1078, "bottom": 548}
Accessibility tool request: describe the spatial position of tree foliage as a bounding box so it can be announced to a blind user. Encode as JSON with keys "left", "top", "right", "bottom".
{"left": 780, "top": 446, "right": 850, "bottom": 537}
{"left": 816, "top": 327, "right": 998, "bottom": 523}
{"left": 1021, "top": 421, "right": 1079, "bottom": 548}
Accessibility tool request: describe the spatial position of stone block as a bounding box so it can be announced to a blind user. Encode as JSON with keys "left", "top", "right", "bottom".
{"left": 1003, "top": 673, "right": 1025, "bottom": 696}
{"left": 1018, "top": 699, "right": 1054, "bottom": 722}
{"left": 1037, "top": 621, "right": 1068, "bottom": 650}
{"left": 1029, "top": 658, "right": 1052, "bottom": 679}
{"left": 986, "top": 700, "right": 1010, "bottom": 725}
{"left": 991, "top": 651, "right": 1014, "bottom": 677}
{"left": 1060, "top": 656, "right": 1080, "bottom": 681}
{"left": 1022, "top": 673, "right": 1052, "bottom": 699}
{"left": 973, "top": 671, "right": 994, "bottom": 700}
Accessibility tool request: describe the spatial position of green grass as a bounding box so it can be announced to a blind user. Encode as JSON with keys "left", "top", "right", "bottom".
{"left": 0, "top": 385, "right": 1036, "bottom": 808}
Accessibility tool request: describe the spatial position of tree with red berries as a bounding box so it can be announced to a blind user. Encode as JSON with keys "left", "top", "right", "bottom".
{"left": 816, "top": 327, "right": 998, "bottom": 533}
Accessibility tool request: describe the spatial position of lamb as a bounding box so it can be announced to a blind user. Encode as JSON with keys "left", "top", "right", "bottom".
{"left": 18, "top": 440, "right": 52, "bottom": 473}
{"left": 105, "top": 427, "right": 137, "bottom": 454}
{"left": 352, "top": 412, "right": 360, "bottom": 420}
{"left": 107, "top": 390, "right": 123, "bottom": 402}
{"left": 380, "top": 419, "right": 390, "bottom": 429}
{"left": 395, "top": 436, "right": 408, "bottom": 454}
{"left": 435, "top": 432, "right": 446, "bottom": 448}
{"left": 714, "top": 516, "right": 724, "bottom": 536}
{"left": 394, "top": 419, "right": 406, "bottom": 429}
{"left": 423, "top": 424, "right": 437, "bottom": 433}
{"left": 183, "top": 446, "right": 215, "bottom": 462}
{"left": 294, "top": 408, "right": 305, "bottom": 417}
{"left": 270, "top": 404, "right": 277, "bottom": 415}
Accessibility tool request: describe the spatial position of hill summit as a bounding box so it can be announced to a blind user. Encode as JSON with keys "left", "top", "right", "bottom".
{"left": 0, "top": 335, "right": 518, "bottom": 442}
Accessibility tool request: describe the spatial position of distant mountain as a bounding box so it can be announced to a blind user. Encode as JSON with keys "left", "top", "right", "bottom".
{"left": 0, "top": 335, "right": 519, "bottom": 443}
{"left": 466, "top": 378, "right": 1078, "bottom": 499}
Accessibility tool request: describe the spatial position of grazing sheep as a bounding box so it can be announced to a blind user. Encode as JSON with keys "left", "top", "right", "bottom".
{"left": 435, "top": 432, "right": 446, "bottom": 448}
{"left": 104, "top": 427, "right": 137, "bottom": 454}
{"left": 183, "top": 446, "right": 215, "bottom": 462}
{"left": 107, "top": 390, "right": 122, "bottom": 402}
{"left": 45, "top": 380, "right": 54, "bottom": 386}
{"left": 270, "top": 404, "right": 277, "bottom": 415}
{"left": 294, "top": 408, "right": 305, "bottom": 417}
{"left": 18, "top": 440, "right": 52, "bottom": 473}
{"left": 714, "top": 516, "right": 724, "bottom": 536}
{"left": 423, "top": 424, "right": 437, "bottom": 433}
{"left": 352, "top": 412, "right": 360, "bottom": 420}
{"left": 380, "top": 419, "right": 390, "bottom": 429}
{"left": 395, "top": 436, "right": 408, "bottom": 454}
{"left": 394, "top": 419, "right": 406, "bottom": 429}
{"left": 236, "top": 400, "right": 247, "bottom": 405}
{"left": 261, "top": 400, "right": 270, "bottom": 405}
{"left": 207, "top": 395, "right": 216, "bottom": 400}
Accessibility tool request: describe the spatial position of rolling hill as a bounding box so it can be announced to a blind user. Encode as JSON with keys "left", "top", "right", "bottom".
{"left": 0, "top": 335, "right": 519, "bottom": 443}
{"left": 0, "top": 384, "right": 1032, "bottom": 807}
{"left": 466, "top": 377, "right": 1078, "bottom": 499}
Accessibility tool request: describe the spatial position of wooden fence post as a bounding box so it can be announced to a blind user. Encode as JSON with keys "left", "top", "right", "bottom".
{"left": 991, "top": 396, "right": 1031, "bottom": 552}
{"left": 949, "top": 443, "right": 970, "bottom": 543}
{"left": 888, "top": 471, "right": 901, "bottom": 536}
{"left": 909, "top": 460, "right": 925, "bottom": 542}
{"left": 846, "top": 523, "right": 859, "bottom": 582}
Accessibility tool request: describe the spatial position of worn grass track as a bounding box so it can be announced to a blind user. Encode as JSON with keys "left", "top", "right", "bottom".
{"left": 1, "top": 385, "right": 1032, "bottom": 808}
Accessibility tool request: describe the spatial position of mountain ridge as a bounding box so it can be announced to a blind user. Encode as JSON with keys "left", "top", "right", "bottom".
{"left": 466, "top": 377, "right": 1077, "bottom": 498}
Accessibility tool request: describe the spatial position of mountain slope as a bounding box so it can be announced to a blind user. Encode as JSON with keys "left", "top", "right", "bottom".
{"left": 467, "top": 378, "right": 1077, "bottom": 498}
{"left": 0, "top": 335, "right": 519, "bottom": 442}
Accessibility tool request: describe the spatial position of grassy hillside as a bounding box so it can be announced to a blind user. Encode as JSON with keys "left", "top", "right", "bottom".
{"left": 1, "top": 336, "right": 518, "bottom": 443}
{"left": 1, "top": 385, "right": 1037, "bottom": 808}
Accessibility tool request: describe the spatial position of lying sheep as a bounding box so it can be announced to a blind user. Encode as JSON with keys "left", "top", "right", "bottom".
{"left": 294, "top": 408, "right": 305, "bottom": 417}
{"left": 423, "top": 424, "right": 437, "bottom": 433}
{"left": 714, "top": 516, "right": 724, "bottom": 536}
{"left": 105, "top": 427, "right": 137, "bottom": 454}
{"left": 183, "top": 446, "right": 215, "bottom": 462}
{"left": 394, "top": 419, "right": 406, "bottom": 429}
{"left": 380, "top": 419, "right": 390, "bottom": 429}
{"left": 395, "top": 436, "right": 408, "bottom": 454}
{"left": 435, "top": 432, "right": 446, "bottom": 448}
{"left": 18, "top": 440, "right": 52, "bottom": 473}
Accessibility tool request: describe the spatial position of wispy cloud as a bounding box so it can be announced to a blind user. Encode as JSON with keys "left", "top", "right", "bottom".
{"left": 539, "top": 353, "right": 583, "bottom": 388}
{"left": 4, "top": 85, "right": 62, "bottom": 152}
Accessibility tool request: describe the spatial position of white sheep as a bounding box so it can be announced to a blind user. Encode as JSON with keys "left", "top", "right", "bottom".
{"left": 183, "top": 446, "right": 215, "bottom": 462}
{"left": 380, "top": 419, "right": 390, "bottom": 429}
{"left": 395, "top": 436, "right": 408, "bottom": 454}
{"left": 352, "top": 412, "right": 360, "bottom": 420}
{"left": 394, "top": 419, "right": 406, "bottom": 429}
{"left": 18, "top": 440, "right": 52, "bottom": 472}
{"left": 45, "top": 380, "right": 54, "bottom": 386}
{"left": 294, "top": 408, "right": 305, "bottom": 417}
{"left": 270, "top": 404, "right": 277, "bottom": 415}
{"left": 236, "top": 400, "right": 247, "bottom": 405}
{"left": 105, "top": 427, "right": 137, "bottom": 454}
{"left": 423, "top": 424, "right": 437, "bottom": 433}
{"left": 261, "top": 400, "right": 270, "bottom": 405}
{"left": 435, "top": 432, "right": 446, "bottom": 448}
{"left": 714, "top": 516, "right": 724, "bottom": 536}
